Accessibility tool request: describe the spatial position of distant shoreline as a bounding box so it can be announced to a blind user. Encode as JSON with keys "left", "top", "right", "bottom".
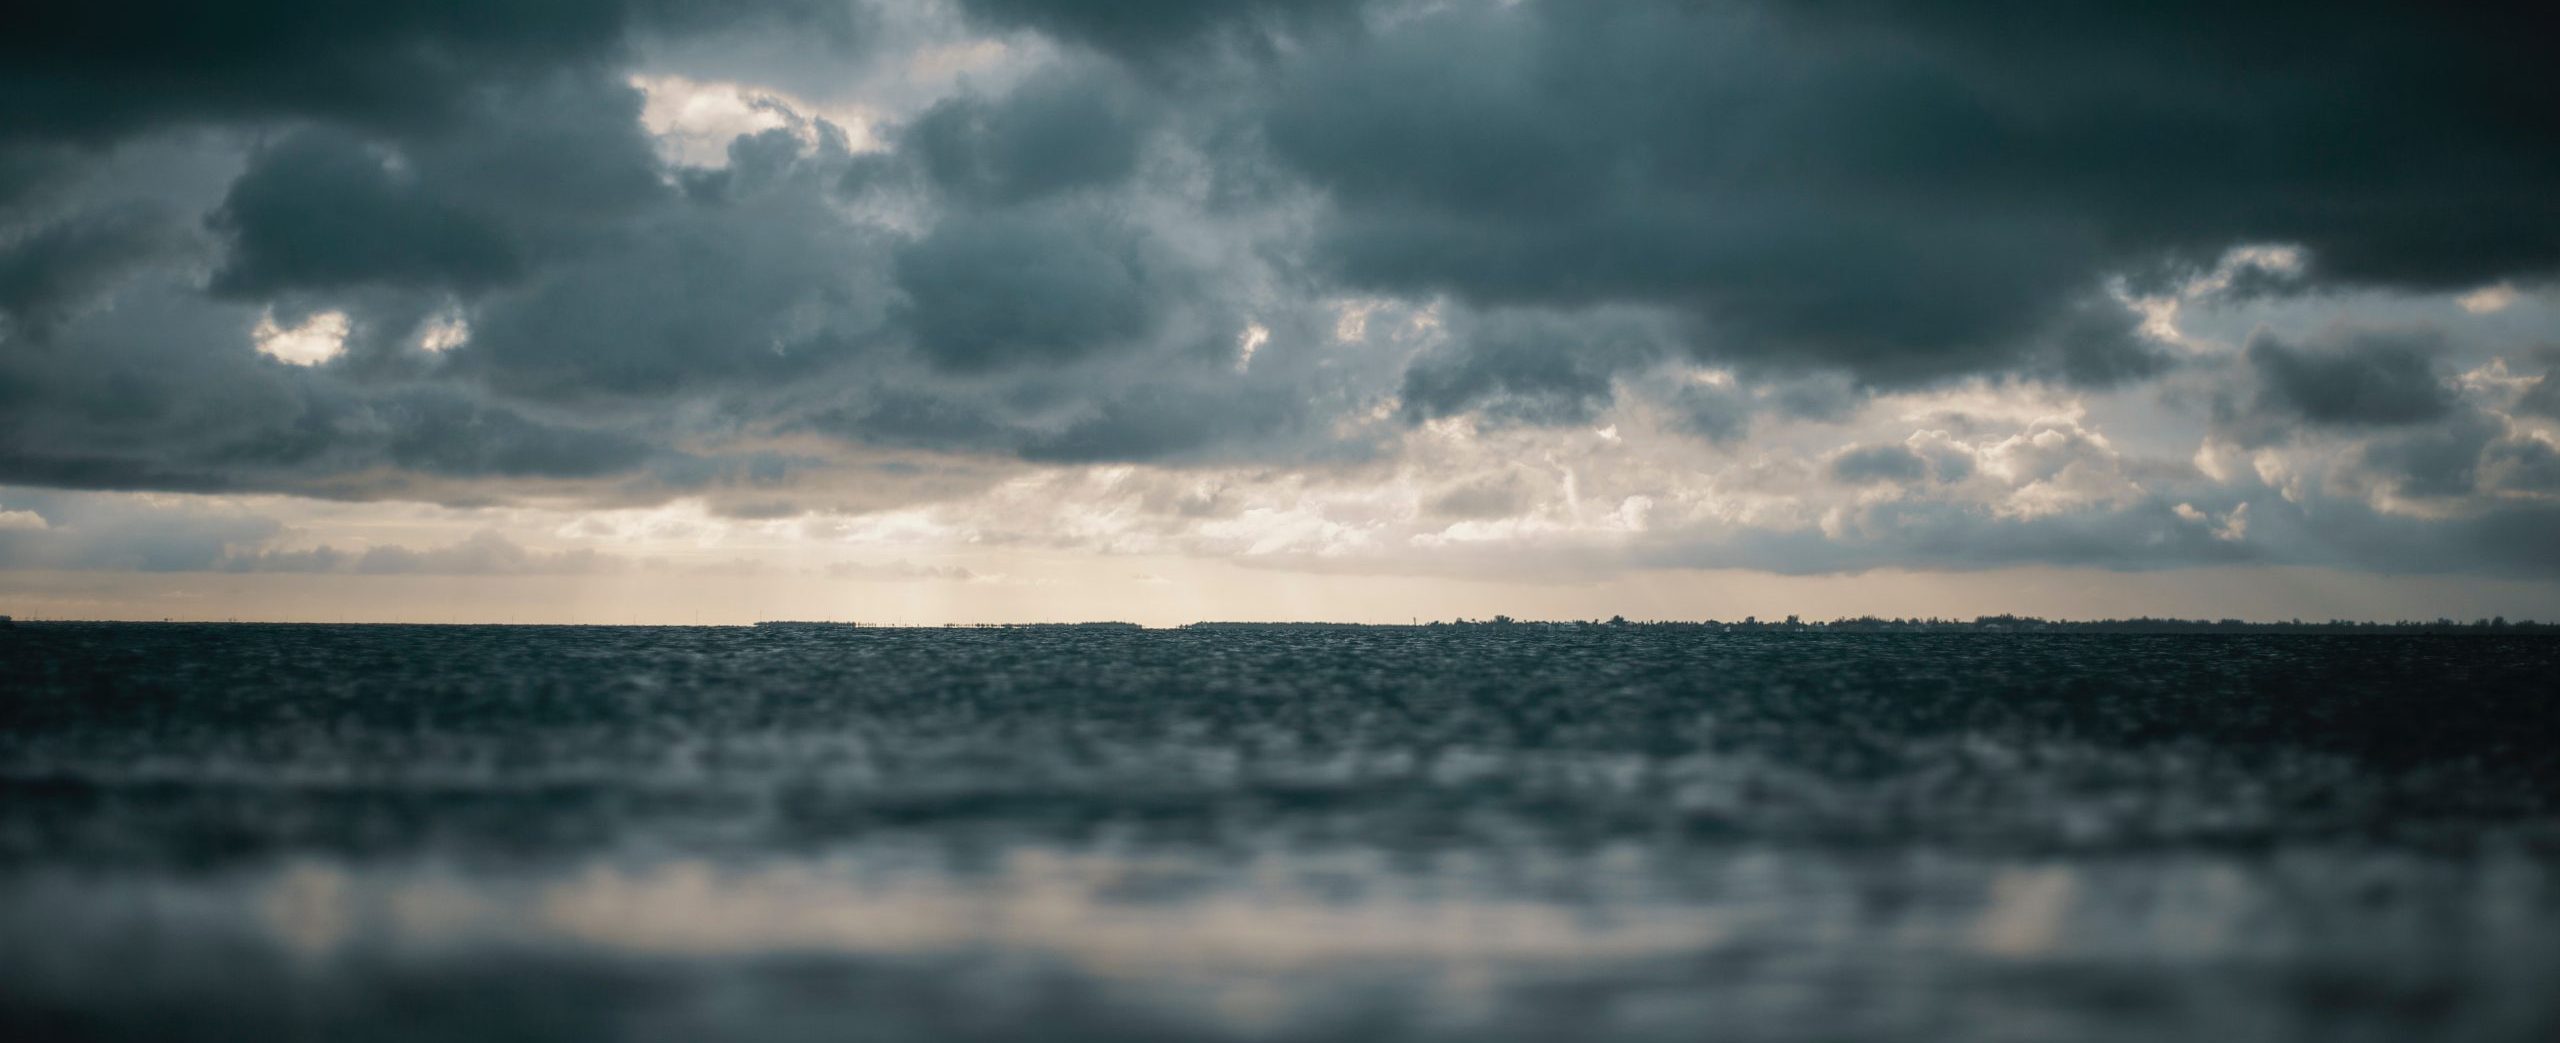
{"left": 5, "top": 616, "right": 2553, "bottom": 634}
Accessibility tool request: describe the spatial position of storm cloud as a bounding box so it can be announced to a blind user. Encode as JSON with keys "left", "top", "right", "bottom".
{"left": 952, "top": 0, "right": 1361, "bottom": 64}
{"left": 1263, "top": 0, "right": 2556, "bottom": 388}
{"left": 1, "top": 1, "right": 862, "bottom": 142}
{"left": 2246, "top": 331, "right": 2456, "bottom": 429}
{"left": 4, "top": 0, "right": 2558, "bottom": 587}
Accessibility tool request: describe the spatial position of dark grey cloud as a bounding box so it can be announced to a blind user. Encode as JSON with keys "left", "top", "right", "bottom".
{"left": 1766, "top": 376, "right": 1865, "bottom": 425}
{"left": 1781, "top": 1, "right": 2559, "bottom": 293}
{"left": 1829, "top": 445, "right": 1928, "bottom": 486}
{"left": 0, "top": 203, "right": 187, "bottom": 333}
{"left": 0, "top": 147, "right": 81, "bottom": 209}
{"left": 0, "top": 0, "right": 921, "bottom": 504}
{"left": 0, "top": 489, "right": 279, "bottom": 572}
{"left": 0, "top": 492, "right": 654, "bottom": 575}
{"left": 214, "top": 530, "right": 619, "bottom": 575}
{"left": 2518, "top": 354, "right": 2560, "bottom": 421}
{"left": 0, "top": 275, "right": 658, "bottom": 497}
{"left": 1, "top": 1, "right": 862, "bottom": 143}
{"left": 1260, "top": 0, "right": 2556, "bottom": 387}
{"left": 1398, "top": 309, "right": 1673, "bottom": 426}
{"left": 457, "top": 122, "right": 896, "bottom": 400}
{"left": 1644, "top": 488, "right": 2560, "bottom": 580}
{"left": 210, "top": 130, "right": 525, "bottom": 296}
{"left": 904, "top": 64, "right": 1151, "bottom": 206}
{"left": 210, "top": 74, "right": 671, "bottom": 299}
{"left": 1261, "top": 2, "right": 2146, "bottom": 387}
{"left": 0, "top": 2, "right": 1263, "bottom": 504}
{"left": 2480, "top": 437, "right": 2560, "bottom": 498}
{"left": 357, "top": 390, "right": 655, "bottom": 480}
{"left": 2351, "top": 411, "right": 2502, "bottom": 502}
{"left": 952, "top": 0, "right": 1360, "bottom": 64}
{"left": 2192, "top": 323, "right": 2560, "bottom": 544}
{"left": 1017, "top": 380, "right": 1305, "bottom": 464}
{"left": 1409, "top": 309, "right": 1877, "bottom": 439}
{"left": 1661, "top": 381, "right": 1751, "bottom": 444}
{"left": 0, "top": 485, "right": 665, "bottom": 575}
{"left": 2247, "top": 495, "right": 2560, "bottom": 578}
{"left": 803, "top": 294, "right": 1381, "bottom": 468}
{"left": 2246, "top": 330, "right": 2456, "bottom": 429}
{"left": 1645, "top": 498, "right": 2255, "bottom": 577}
{"left": 2189, "top": 322, "right": 2560, "bottom": 520}
{"left": 895, "top": 204, "right": 1178, "bottom": 373}
{"left": 2, "top": 0, "right": 2556, "bottom": 592}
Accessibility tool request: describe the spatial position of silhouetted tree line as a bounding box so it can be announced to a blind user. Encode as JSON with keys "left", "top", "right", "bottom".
{"left": 1193, "top": 615, "right": 2555, "bottom": 634}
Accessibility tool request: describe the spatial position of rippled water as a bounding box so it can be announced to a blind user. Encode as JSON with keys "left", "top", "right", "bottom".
{"left": 3, "top": 623, "right": 2556, "bottom": 1041}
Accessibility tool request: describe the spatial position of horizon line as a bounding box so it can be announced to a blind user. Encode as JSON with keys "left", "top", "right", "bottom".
{"left": 7, "top": 614, "right": 2553, "bottom": 631}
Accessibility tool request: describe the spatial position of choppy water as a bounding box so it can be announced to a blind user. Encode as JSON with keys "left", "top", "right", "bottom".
{"left": 2, "top": 623, "right": 2556, "bottom": 1041}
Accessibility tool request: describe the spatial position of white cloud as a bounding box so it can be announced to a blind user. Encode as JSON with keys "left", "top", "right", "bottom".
{"left": 1235, "top": 322, "right": 1269, "bottom": 373}
{"left": 252, "top": 309, "right": 349, "bottom": 366}
{"left": 2459, "top": 283, "right": 2519, "bottom": 314}
{"left": 629, "top": 73, "right": 881, "bottom": 168}
{"left": 2215, "top": 502, "right": 2250, "bottom": 542}
{"left": 417, "top": 309, "right": 470, "bottom": 354}
{"left": 632, "top": 73, "right": 790, "bottom": 166}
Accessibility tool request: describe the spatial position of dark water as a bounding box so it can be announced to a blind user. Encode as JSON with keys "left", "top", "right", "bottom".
{"left": 3, "top": 623, "right": 2556, "bottom": 1041}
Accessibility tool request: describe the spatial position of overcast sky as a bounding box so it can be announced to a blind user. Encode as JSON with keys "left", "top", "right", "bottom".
{"left": 3, "top": 0, "right": 2556, "bottom": 623}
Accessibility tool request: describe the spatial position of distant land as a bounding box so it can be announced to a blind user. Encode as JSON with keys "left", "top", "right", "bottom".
{"left": 753, "top": 615, "right": 2557, "bottom": 634}
{"left": 7, "top": 615, "right": 2553, "bottom": 633}
{"left": 1191, "top": 615, "right": 2560, "bottom": 634}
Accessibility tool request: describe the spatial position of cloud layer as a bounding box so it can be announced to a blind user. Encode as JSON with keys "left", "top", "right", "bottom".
{"left": 3, "top": 0, "right": 2556, "bottom": 587}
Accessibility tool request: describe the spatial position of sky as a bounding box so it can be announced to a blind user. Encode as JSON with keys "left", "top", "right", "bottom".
{"left": 2, "top": 0, "right": 2557, "bottom": 624}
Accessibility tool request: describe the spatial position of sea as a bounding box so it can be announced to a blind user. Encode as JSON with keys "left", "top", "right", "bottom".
{"left": 2, "top": 622, "right": 2555, "bottom": 1041}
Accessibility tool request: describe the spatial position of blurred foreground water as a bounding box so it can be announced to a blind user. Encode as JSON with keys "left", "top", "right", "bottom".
{"left": 3, "top": 623, "right": 2556, "bottom": 1041}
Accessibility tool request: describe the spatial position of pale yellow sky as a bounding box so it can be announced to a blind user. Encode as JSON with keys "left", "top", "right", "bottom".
{"left": 8, "top": 561, "right": 2553, "bottom": 626}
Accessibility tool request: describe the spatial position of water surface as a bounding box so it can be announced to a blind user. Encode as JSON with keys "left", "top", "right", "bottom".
{"left": 3, "top": 624, "right": 2555, "bottom": 1041}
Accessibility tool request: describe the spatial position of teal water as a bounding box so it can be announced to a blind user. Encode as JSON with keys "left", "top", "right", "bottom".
{"left": 3, "top": 624, "right": 2556, "bottom": 1041}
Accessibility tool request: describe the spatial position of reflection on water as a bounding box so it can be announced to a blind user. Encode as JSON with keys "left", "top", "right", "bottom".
{"left": 6, "top": 844, "right": 2555, "bottom": 1041}
{"left": 2, "top": 624, "right": 2557, "bottom": 1040}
